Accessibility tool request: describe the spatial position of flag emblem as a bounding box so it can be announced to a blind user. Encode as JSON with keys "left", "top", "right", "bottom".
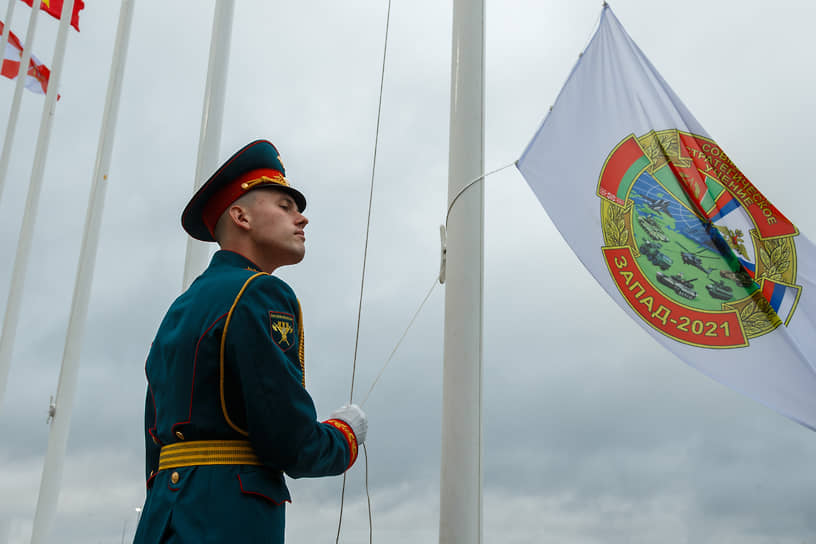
{"left": 269, "top": 311, "right": 296, "bottom": 352}
{"left": 599, "top": 129, "right": 801, "bottom": 348}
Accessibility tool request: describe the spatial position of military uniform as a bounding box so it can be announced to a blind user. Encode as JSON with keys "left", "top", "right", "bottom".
{"left": 134, "top": 141, "right": 360, "bottom": 543}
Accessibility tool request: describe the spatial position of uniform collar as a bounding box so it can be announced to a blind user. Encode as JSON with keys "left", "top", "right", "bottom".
{"left": 209, "top": 250, "right": 265, "bottom": 273}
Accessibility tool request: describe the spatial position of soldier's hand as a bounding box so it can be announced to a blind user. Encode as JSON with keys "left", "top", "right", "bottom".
{"left": 330, "top": 404, "right": 368, "bottom": 445}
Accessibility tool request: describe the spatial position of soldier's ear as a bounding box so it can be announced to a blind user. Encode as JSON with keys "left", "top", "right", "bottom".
{"left": 227, "top": 203, "right": 251, "bottom": 232}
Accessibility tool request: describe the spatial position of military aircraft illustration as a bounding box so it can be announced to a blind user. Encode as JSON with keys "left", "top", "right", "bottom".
{"left": 676, "top": 241, "right": 719, "bottom": 274}
{"left": 642, "top": 195, "right": 673, "bottom": 217}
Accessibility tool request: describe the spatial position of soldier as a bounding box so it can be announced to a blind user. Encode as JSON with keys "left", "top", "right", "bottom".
{"left": 133, "top": 140, "right": 367, "bottom": 543}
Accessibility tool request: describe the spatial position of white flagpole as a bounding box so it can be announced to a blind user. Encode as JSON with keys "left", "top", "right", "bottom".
{"left": 182, "top": 0, "right": 234, "bottom": 290}
{"left": 0, "top": 0, "right": 74, "bottom": 411}
{"left": 30, "top": 1, "right": 134, "bottom": 542}
{"left": 439, "top": 0, "right": 485, "bottom": 542}
{"left": 0, "top": 0, "right": 39, "bottom": 205}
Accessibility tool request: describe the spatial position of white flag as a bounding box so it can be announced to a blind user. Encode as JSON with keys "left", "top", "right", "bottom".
{"left": 517, "top": 6, "right": 816, "bottom": 430}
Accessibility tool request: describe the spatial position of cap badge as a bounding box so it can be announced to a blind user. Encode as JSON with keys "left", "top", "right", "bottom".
{"left": 240, "top": 173, "right": 288, "bottom": 191}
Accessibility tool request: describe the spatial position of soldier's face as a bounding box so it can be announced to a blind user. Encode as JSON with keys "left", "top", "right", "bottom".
{"left": 246, "top": 188, "right": 309, "bottom": 267}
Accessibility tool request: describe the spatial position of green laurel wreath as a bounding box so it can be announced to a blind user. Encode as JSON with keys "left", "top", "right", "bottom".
{"left": 602, "top": 201, "right": 630, "bottom": 248}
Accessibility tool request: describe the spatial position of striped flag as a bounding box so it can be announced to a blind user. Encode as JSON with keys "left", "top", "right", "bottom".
{"left": 0, "top": 20, "right": 52, "bottom": 94}
{"left": 517, "top": 6, "right": 816, "bottom": 430}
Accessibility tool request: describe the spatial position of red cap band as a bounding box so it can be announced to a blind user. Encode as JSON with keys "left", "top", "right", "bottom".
{"left": 201, "top": 168, "right": 287, "bottom": 237}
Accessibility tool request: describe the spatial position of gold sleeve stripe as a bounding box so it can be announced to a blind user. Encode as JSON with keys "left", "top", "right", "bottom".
{"left": 324, "top": 418, "right": 358, "bottom": 469}
{"left": 220, "top": 272, "right": 267, "bottom": 437}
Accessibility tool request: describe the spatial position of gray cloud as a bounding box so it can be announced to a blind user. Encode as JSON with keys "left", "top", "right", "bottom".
{"left": 2, "top": 1, "right": 816, "bottom": 543}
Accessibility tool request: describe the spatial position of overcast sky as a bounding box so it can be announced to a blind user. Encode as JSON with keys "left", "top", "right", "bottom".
{"left": 2, "top": 1, "right": 816, "bottom": 543}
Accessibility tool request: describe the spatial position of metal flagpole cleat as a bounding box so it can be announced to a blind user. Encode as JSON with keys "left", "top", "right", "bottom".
{"left": 46, "top": 395, "right": 56, "bottom": 424}
{"left": 439, "top": 225, "right": 447, "bottom": 284}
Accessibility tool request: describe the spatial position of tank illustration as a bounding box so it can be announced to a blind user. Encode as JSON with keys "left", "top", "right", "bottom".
{"left": 706, "top": 278, "right": 733, "bottom": 301}
{"left": 639, "top": 240, "right": 673, "bottom": 270}
{"left": 656, "top": 271, "right": 697, "bottom": 300}
{"left": 676, "top": 241, "right": 718, "bottom": 274}
{"left": 638, "top": 215, "right": 669, "bottom": 242}
{"left": 720, "top": 269, "right": 754, "bottom": 288}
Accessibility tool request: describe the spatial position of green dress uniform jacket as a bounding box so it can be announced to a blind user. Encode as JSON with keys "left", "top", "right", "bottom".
{"left": 133, "top": 250, "right": 355, "bottom": 544}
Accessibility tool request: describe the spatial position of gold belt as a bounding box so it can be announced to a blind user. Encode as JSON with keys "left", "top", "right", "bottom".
{"left": 158, "top": 440, "right": 262, "bottom": 471}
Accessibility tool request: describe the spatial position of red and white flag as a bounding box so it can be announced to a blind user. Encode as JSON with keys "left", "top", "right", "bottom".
{"left": 0, "top": 20, "right": 53, "bottom": 94}
{"left": 20, "top": 0, "right": 84, "bottom": 32}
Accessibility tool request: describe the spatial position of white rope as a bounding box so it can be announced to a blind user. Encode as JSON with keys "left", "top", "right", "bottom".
{"left": 348, "top": 0, "right": 393, "bottom": 405}
{"left": 337, "top": 0, "right": 393, "bottom": 541}
{"left": 336, "top": 159, "right": 520, "bottom": 539}
{"left": 336, "top": 276, "right": 437, "bottom": 542}
{"left": 334, "top": 0, "right": 525, "bottom": 531}
{"left": 364, "top": 444, "right": 372, "bottom": 543}
{"left": 360, "top": 276, "right": 439, "bottom": 407}
{"left": 445, "top": 161, "right": 517, "bottom": 227}
{"left": 357, "top": 161, "right": 518, "bottom": 408}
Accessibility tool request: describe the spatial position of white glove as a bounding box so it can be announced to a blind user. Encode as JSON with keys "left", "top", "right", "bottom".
{"left": 330, "top": 404, "right": 368, "bottom": 445}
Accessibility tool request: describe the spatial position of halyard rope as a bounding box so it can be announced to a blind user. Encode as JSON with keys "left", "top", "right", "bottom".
{"left": 336, "top": 156, "right": 517, "bottom": 540}
{"left": 336, "top": 0, "right": 525, "bottom": 536}
{"left": 358, "top": 154, "right": 538, "bottom": 407}
{"left": 359, "top": 276, "right": 439, "bottom": 408}
{"left": 348, "top": 0, "right": 392, "bottom": 408}
{"left": 445, "top": 161, "right": 517, "bottom": 228}
{"left": 337, "top": 0, "right": 393, "bottom": 541}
